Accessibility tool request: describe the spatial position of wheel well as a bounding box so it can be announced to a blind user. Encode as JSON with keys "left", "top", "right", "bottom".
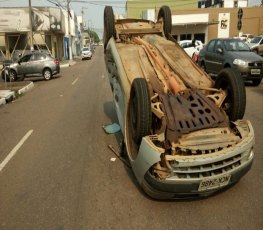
{"left": 224, "top": 63, "right": 231, "bottom": 68}
{"left": 43, "top": 67, "right": 51, "bottom": 74}
{"left": 7, "top": 68, "right": 17, "bottom": 76}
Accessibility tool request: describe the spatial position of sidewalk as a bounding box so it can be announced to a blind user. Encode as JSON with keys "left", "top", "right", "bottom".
{"left": 60, "top": 56, "right": 81, "bottom": 68}
{"left": 0, "top": 81, "right": 34, "bottom": 106}
{"left": 0, "top": 57, "right": 79, "bottom": 106}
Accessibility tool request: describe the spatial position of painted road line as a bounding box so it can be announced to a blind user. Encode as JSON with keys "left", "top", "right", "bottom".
{"left": 72, "top": 78, "right": 79, "bottom": 85}
{"left": 0, "top": 130, "right": 33, "bottom": 172}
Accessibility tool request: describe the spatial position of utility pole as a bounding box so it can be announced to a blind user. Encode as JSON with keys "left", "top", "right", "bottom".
{"left": 67, "top": 0, "right": 72, "bottom": 60}
{"left": 81, "top": 7, "right": 88, "bottom": 30}
{"left": 28, "top": 0, "right": 34, "bottom": 51}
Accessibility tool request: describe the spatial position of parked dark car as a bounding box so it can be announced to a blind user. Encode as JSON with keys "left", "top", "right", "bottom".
{"left": 1, "top": 52, "right": 60, "bottom": 81}
{"left": 198, "top": 38, "right": 263, "bottom": 86}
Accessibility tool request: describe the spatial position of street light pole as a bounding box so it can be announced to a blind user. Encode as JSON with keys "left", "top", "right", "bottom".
{"left": 67, "top": 0, "right": 72, "bottom": 60}
{"left": 28, "top": 0, "right": 34, "bottom": 51}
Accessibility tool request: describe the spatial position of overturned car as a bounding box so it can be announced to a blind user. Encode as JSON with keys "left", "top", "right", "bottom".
{"left": 104, "top": 6, "right": 255, "bottom": 199}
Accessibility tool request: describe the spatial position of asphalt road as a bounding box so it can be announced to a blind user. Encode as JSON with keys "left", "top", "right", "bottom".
{"left": 0, "top": 46, "right": 262, "bottom": 230}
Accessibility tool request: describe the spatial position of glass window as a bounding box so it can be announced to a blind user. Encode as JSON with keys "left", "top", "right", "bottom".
{"left": 207, "top": 40, "right": 216, "bottom": 52}
{"left": 19, "top": 54, "right": 32, "bottom": 63}
{"left": 215, "top": 40, "right": 223, "bottom": 51}
{"left": 33, "top": 53, "right": 46, "bottom": 61}
{"left": 194, "top": 33, "right": 205, "bottom": 44}
{"left": 224, "top": 40, "right": 250, "bottom": 51}
{"left": 250, "top": 36, "right": 262, "bottom": 44}
{"left": 180, "top": 34, "right": 191, "bottom": 41}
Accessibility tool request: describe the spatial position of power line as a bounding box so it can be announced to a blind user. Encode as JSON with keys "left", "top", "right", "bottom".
{"left": 71, "top": 0, "right": 197, "bottom": 9}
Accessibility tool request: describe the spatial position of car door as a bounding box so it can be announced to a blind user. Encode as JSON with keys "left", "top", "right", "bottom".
{"left": 204, "top": 40, "right": 217, "bottom": 73}
{"left": 31, "top": 53, "right": 46, "bottom": 74}
{"left": 211, "top": 40, "right": 225, "bottom": 74}
{"left": 16, "top": 54, "right": 32, "bottom": 75}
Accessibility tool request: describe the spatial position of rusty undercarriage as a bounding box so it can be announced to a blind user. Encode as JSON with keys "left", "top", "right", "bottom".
{"left": 104, "top": 6, "right": 255, "bottom": 199}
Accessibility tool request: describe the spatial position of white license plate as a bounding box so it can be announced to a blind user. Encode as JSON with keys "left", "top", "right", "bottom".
{"left": 251, "top": 69, "right": 260, "bottom": 75}
{"left": 198, "top": 174, "right": 231, "bottom": 191}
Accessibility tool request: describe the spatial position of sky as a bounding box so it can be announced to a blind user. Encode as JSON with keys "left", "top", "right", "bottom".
{"left": 0, "top": 0, "right": 261, "bottom": 38}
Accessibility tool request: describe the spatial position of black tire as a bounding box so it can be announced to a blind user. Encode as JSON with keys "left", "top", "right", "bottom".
{"left": 252, "top": 78, "right": 262, "bottom": 86}
{"left": 157, "top": 6, "right": 172, "bottom": 38}
{"left": 215, "top": 68, "right": 246, "bottom": 121}
{"left": 128, "top": 78, "right": 152, "bottom": 144}
{"left": 43, "top": 68, "right": 52, "bottom": 80}
{"left": 103, "top": 6, "right": 115, "bottom": 50}
{"left": 8, "top": 69, "right": 17, "bottom": 82}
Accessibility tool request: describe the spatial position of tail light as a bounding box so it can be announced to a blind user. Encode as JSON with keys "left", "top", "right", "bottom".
{"left": 54, "top": 59, "right": 59, "bottom": 65}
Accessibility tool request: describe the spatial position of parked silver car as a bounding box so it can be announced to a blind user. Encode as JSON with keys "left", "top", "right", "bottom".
{"left": 1, "top": 52, "right": 60, "bottom": 81}
{"left": 81, "top": 47, "right": 92, "bottom": 60}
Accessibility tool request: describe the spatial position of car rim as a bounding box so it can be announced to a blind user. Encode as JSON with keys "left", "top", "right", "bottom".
{"left": 44, "top": 71, "right": 51, "bottom": 80}
{"left": 10, "top": 71, "right": 16, "bottom": 81}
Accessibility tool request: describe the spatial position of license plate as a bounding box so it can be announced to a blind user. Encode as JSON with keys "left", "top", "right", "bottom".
{"left": 198, "top": 174, "right": 231, "bottom": 191}
{"left": 251, "top": 69, "right": 260, "bottom": 75}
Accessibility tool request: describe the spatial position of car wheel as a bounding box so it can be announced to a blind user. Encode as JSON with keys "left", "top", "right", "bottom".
{"left": 43, "top": 68, "right": 52, "bottom": 80}
{"left": 252, "top": 78, "right": 262, "bottom": 86}
{"left": 215, "top": 68, "right": 246, "bottom": 121}
{"left": 103, "top": 6, "right": 115, "bottom": 51}
{"left": 128, "top": 78, "right": 152, "bottom": 145}
{"left": 8, "top": 70, "right": 17, "bottom": 82}
{"left": 157, "top": 6, "right": 172, "bottom": 38}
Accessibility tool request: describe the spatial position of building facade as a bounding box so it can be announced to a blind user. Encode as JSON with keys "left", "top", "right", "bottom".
{"left": 198, "top": 0, "right": 248, "bottom": 8}
{"left": 0, "top": 6, "right": 82, "bottom": 62}
{"left": 139, "top": 5, "right": 262, "bottom": 44}
{"left": 126, "top": 0, "right": 197, "bottom": 19}
{"left": 170, "top": 6, "right": 263, "bottom": 43}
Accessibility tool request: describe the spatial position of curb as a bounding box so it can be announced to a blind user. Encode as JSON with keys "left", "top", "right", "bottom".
{"left": 60, "top": 63, "right": 70, "bottom": 68}
{"left": 0, "top": 81, "right": 34, "bottom": 107}
{"left": 18, "top": 82, "right": 34, "bottom": 95}
{"left": 0, "top": 90, "right": 15, "bottom": 106}
{"left": 60, "top": 60, "right": 77, "bottom": 68}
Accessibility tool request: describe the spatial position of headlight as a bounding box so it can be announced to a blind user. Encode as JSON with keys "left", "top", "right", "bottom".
{"left": 233, "top": 59, "right": 248, "bottom": 66}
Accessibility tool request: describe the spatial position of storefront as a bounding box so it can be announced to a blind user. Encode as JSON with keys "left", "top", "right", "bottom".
{"left": 0, "top": 7, "right": 66, "bottom": 61}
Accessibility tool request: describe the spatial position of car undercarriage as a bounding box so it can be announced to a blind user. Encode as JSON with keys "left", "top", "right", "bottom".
{"left": 104, "top": 6, "right": 255, "bottom": 199}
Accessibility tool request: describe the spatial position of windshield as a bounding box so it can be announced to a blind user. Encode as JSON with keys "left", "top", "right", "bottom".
{"left": 250, "top": 36, "right": 262, "bottom": 44}
{"left": 224, "top": 40, "right": 250, "bottom": 52}
{"left": 82, "top": 48, "right": 90, "bottom": 51}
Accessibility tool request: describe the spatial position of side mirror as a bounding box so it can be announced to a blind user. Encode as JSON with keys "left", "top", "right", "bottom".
{"left": 216, "top": 47, "right": 223, "bottom": 54}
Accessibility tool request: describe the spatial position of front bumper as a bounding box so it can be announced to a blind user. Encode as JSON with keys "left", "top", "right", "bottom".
{"left": 82, "top": 53, "right": 92, "bottom": 59}
{"left": 129, "top": 120, "right": 255, "bottom": 200}
{"left": 235, "top": 65, "right": 263, "bottom": 81}
{"left": 141, "top": 152, "right": 253, "bottom": 199}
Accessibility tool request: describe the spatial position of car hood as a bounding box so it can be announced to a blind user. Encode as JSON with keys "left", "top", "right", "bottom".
{"left": 228, "top": 51, "right": 263, "bottom": 62}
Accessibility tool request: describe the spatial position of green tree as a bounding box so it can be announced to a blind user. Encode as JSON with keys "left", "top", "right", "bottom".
{"left": 84, "top": 29, "right": 100, "bottom": 44}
